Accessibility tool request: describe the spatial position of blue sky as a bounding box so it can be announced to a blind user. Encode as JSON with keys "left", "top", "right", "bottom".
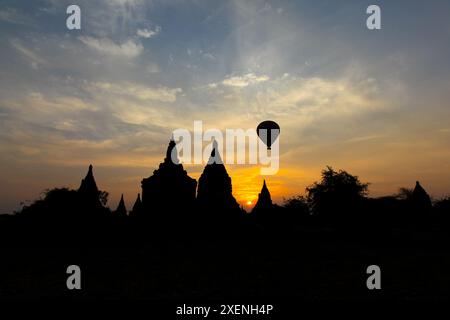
{"left": 1, "top": 0, "right": 450, "bottom": 212}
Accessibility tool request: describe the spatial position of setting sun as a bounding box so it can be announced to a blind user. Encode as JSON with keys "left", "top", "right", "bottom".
{"left": 246, "top": 201, "right": 253, "bottom": 205}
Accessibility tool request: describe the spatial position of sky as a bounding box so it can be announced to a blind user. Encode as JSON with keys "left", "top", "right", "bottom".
{"left": 1, "top": 0, "right": 450, "bottom": 213}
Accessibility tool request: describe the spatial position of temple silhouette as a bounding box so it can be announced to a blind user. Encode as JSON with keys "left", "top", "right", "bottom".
{"left": 412, "top": 180, "right": 432, "bottom": 213}
{"left": 78, "top": 164, "right": 102, "bottom": 209}
{"left": 2, "top": 136, "right": 450, "bottom": 301}
{"left": 114, "top": 194, "right": 127, "bottom": 218}
{"left": 130, "top": 193, "right": 144, "bottom": 217}
{"left": 196, "top": 140, "right": 241, "bottom": 218}
{"left": 141, "top": 139, "right": 197, "bottom": 222}
{"left": 252, "top": 180, "right": 273, "bottom": 213}
{"left": 12, "top": 137, "right": 442, "bottom": 229}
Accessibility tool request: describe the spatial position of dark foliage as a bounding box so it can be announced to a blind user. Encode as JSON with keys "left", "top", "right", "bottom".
{"left": 306, "top": 166, "right": 368, "bottom": 223}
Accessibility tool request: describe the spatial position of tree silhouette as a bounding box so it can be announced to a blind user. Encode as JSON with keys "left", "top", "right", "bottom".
{"left": 283, "top": 195, "right": 309, "bottom": 215}
{"left": 395, "top": 187, "right": 414, "bottom": 200}
{"left": 18, "top": 187, "right": 79, "bottom": 220}
{"left": 306, "top": 166, "right": 369, "bottom": 220}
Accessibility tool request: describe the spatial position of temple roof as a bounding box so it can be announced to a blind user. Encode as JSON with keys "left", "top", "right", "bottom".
{"left": 132, "top": 194, "right": 142, "bottom": 210}
{"left": 78, "top": 164, "right": 99, "bottom": 194}
{"left": 252, "top": 179, "right": 273, "bottom": 213}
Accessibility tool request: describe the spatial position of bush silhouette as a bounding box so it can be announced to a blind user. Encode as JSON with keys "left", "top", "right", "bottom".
{"left": 306, "top": 166, "right": 369, "bottom": 221}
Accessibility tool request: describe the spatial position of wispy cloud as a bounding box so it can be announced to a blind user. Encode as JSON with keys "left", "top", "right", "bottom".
{"left": 137, "top": 26, "right": 161, "bottom": 38}
{"left": 78, "top": 36, "right": 143, "bottom": 58}
{"left": 88, "top": 82, "right": 182, "bottom": 103}
{"left": 10, "top": 39, "right": 46, "bottom": 70}
{"left": 344, "top": 135, "right": 384, "bottom": 143}
{"left": 221, "top": 73, "right": 270, "bottom": 87}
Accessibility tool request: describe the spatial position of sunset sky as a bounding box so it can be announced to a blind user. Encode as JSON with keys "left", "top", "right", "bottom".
{"left": 1, "top": 0, "right": 450, "bottom": 213}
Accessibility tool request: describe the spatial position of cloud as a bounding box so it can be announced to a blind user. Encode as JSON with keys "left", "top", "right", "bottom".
{"left": 222, "top": 73, "right": 270, "bottom": 87}
{"left": 344, "top": 135, "right": 384, "bottom": 143}
{"left": 78, "top": 36, "right": 143, "bottom": 58}
{"left": 201, "top": 74, "right": 385, "bottom": 127}
{"left": 136, "top": 26, "right": 161, "bottom": 38}
{"left": 2, "top": 0, "right": 450, "bottom": 213}
{"left": 0, "top": 88, "right": 169, "bottom": 157}
{"left": 202, "top": 52, "right": 216, "bottom": 61}
{"left": 10, "top": 39, "right": 46, "bottom": 70}
{"left": 89, "top": 82, "right": 182, "bottom": 103}
{"left": 250, "top": 76, "right": 386, "bottom": 121}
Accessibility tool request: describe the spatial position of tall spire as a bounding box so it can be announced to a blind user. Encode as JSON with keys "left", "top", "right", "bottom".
{"left": 260, "top": 180, "right": 271, "bottom": 202}
{"left": 78, "top": 164, "right": 98, "bottom": 193}
{"left": 133, "top": 194, "right": 142, "bottom": 209}
{"left": 252, "top": 179, "right": 273, "bottom": 213}
{"left": 114, "top": 194, "right": 127, "bottom": 217}
{"left": 78, "top": 164, "right": 101, "bottom": 206}
{"left": 130, "top": 193, "right": 143, "bottom": 217}
{"left": 197, "top": 139, "right": 240, "bottom": 214}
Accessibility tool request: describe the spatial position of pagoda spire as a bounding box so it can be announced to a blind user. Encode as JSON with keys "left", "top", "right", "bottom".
{"left": 197, "top": 139, "right": 240, "bottom": 214}
{"left": 78, "top": 164, "right": 98, "bottom": 193}
{"left": 78, "top": 164, "right": 101, "bottom": 206}
{"left": 114, "top": 194, "right": 127, "bottom": 217}
{"left": 130, "top": 193, "right": 144, "bottom": 217}
{"left": 252, "top": 179, "right": 273, "bottom": 213}
{"left": 260, "top": 180, "right": 271, "bottom": 202}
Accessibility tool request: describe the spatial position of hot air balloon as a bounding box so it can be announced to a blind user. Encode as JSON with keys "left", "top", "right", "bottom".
{"left": 257, "top": 120, "right": 280, "bottom": 150}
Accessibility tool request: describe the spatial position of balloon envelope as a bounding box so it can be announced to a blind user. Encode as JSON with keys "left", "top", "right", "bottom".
{"left": 257, "top": 120, "right": 280, "bottom": 150}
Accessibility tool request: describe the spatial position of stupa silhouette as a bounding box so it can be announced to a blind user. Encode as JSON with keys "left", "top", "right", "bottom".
{"left": 78, "top": 164, "right": 102, "bottom": 209}
{"left": 114, "top": 194, "right": 128, "bottom": 217}
{"left": 197, "top": 140, "right": 240, "bottom": 216}
{"left": 78, "top": 164, "right": 106, "bottom": 216}
{"left": 252, "top": 180, "right": 273, "bottom": 213}
{"left": 141, "top": 139, "right": 197, "bottom": 219}
{"left": 129, "top": 193, "right": 144, "bottom": 217}
{"left": 411, "top": 181, "right": 432, "bottom": 213}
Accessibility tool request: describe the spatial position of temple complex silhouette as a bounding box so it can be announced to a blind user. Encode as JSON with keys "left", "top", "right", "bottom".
{"left": 110, "top": 139, "right": 244, "bottom": 219}
{"left": 2, "top": 138, "right": 448, "bottom": 303}
{"left": 81, "top": 138, "right": 434, "bottom": 222}
{"left": 196, "top": 140, "right": 241, "bottom": 216}
{"left": 141, "top": 139, "right": 197, "bottom": 220}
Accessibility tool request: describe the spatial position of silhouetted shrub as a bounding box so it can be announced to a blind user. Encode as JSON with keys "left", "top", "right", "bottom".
{"left": 306, "top": 166, "right": 369, "bottom": 222}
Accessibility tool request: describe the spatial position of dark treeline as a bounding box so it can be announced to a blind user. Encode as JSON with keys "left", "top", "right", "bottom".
{"left": 1, "top": 139, "right": 450, "bottom": 300}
